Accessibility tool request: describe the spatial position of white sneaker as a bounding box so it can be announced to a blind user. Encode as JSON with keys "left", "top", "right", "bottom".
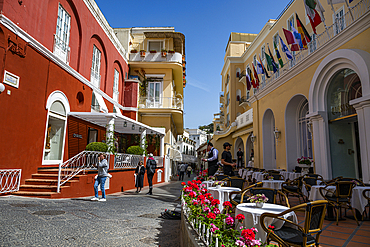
{"left": 91, "top": 197, "right": 99, "bottom": 201}
{"left": 99, "top": 198, "right": 106, "bottom": 202}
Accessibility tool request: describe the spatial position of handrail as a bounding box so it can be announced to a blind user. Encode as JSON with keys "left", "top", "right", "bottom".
{"left": 57, "top": 151, "right": 109, "bottom": 193}
{"left": 0, "top": 169, "right": 21, "bottom": 194}
{"left": 114, "top": 153, "right": 144, "bottom": 169}
{"left": 138, "top": 96, "right": 183, "bottom": 110}
{"left": 254, "top": 0, "right": 370, "bottom": 95}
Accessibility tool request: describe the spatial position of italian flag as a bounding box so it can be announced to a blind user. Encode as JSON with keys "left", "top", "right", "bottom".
{"left": 304, "top": 0, "right": 325, "bottom": 34}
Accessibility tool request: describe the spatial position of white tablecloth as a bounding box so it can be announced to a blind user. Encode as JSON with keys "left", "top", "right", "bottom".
{"left": 280, "top": 171, "right": 302, "bottom": 181}
{"left": 208, "top": 186, "right": 241, "bottom": 212}
{"left": 236, "top": 203, "right": 298, "bottom": 242}
{"left": 262, "top": 180, "right": 285, "bottom": 190}
{"left": 252, "top": 172, "right": 264, "bottom": 182}
{"left": 201, "top": 181, "right": 214, "bottom": 189}
{"left": 309, "top": 185, "right": 370, "bottom": 213}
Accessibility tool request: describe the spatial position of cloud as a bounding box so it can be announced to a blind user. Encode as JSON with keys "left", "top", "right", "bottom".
{"left": 186, "top": 77, "right": 211, "bottom": 93}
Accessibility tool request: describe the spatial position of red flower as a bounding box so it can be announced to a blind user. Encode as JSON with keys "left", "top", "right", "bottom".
{"left": 223, "top": 201, "right": 232, "bottom": 208}
{"left": 206, "top": 212, "right": 216, "bottom": 219}
{"left": 241, "top": 228, "right": 255, "bottom": 240}
{"left": 181, "top": 182, "right": 186, "bottom": 186}
{"left": 197, "top": 194, "right": 205, "bottom": 201}
{"left": 211, "top": 199, "right": 220, "bottom": 206}
{"left": 268, "top": 225, "right": 275, "bottom": 230}
{"left": 236, "top": 214, "right": 245, "bottom": 221}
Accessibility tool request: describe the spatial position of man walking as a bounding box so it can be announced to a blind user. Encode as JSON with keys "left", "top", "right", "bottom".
{"left": 179, "top": 163, "right": 186, "bottom": 181}
{"left": 202, "top": 142, "right": 219, "bottom": 176}
{"left": 221, "top": 142, "right": 236, "bottom": 176}
{"left": 91, "top": 153, "right": 109, "bottom": 202}
{"left": 237, "top": 148, "right": 244, "bottom": 168}
{"left": 146, "top": 153, "right": 157, "bottom": 195}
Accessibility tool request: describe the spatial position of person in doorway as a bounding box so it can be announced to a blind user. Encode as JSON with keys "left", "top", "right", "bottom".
{"left": 146, "top": 153, "right": 157, "bottom": 195}
{"left": 221, "top": 142, "right": 236, "bottom": 176}
{"left": 202, "top": 142, "right": 219, "bottom": 176}
{"left": 250, "top": 149, "right": 254, "bottom": 160}
{"left": 91, "top": 153, "right": 109, "bottom": 202}
{"left": 135, "top": 161, "right": 145, "bottom": 193}
{"left": 186, "top": 164, "right": 192, "bottom": 178}
{"left": 237, "top": 148, "right": 244, "bottom": 169}
{"left": 179, "top": 163, "right": 186, "bottom": 181}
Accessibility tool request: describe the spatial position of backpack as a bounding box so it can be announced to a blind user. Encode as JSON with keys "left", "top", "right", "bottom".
{"left": 148, "top": 159, "right": 157, "bottom": 174}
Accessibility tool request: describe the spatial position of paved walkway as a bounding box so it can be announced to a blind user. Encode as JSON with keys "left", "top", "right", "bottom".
{"left": 0, "top": 175, "right": 192, "bottom": 247}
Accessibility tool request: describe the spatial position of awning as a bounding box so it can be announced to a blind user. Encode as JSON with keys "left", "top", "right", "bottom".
{"left": 68, "top": 112, "right": 165, "bottom": 136}
{"left": 170, "top": 148, "right": 182, "bottom": 161}
{"left": 93, "top": 91, "right": 108, "bottom": 113}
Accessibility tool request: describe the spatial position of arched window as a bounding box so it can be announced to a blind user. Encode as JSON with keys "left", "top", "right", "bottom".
{"left": 298, "top": 100, "right": 312, "bottom": 158}
{"left": 43, "top": 91, "right": 70, "bottom": 164}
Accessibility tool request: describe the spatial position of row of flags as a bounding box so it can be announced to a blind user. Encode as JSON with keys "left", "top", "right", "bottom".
{"left": 244, "top": 0, "right": 350, "bottom": 89}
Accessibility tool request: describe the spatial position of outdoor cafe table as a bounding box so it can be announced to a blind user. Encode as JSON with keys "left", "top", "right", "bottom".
{"left": 262, "top": 180, "right": 285, "bottom": 190}
{"left": 280, "top": 171, "right": 302, "bottom": 181}
{"left": 235, "top": 203, "right": 298, "bottom": 242}
{"left": 201, "top": 180, "right": 214, "bottom": 189}
{"left": 208, "top": 186, "right": 241, "bottom": 212}
{"left": 309, "top": 185, "right": 370, "bottom": 214}
{"left": 252, "top": 172, "right": 264, "bottom": 182}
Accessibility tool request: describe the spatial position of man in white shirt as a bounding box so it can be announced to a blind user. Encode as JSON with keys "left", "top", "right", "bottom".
{"left": 202, "top": 142, "right": 219, "bottom": 176}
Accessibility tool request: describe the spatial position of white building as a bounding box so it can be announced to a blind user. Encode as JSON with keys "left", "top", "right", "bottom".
{"left": 186, "top": 128, "right": 208, "bottom": 150}
{"left": 176, "top": 130, "right": 197, "bottom": 163}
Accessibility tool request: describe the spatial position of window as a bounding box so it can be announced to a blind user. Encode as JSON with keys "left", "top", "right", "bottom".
{"left": 333, "top": 6, "right": 346, "bottom": 35}
{"left": 226, "top": 74, "right": 230, "bottom": 85}
{"left": 148, "top": 41, "right": 163, "bottom": 52}
{"left": 226, "top": 114, "right": 230, "bottom": 127}
{"left": 272, "top": 33, "right": 279, "bottom": 55}
{"left": 54, "top": 4, "right": 70, "bottom": 63}
{"left": 287, "top": 15, "right": 295, "bottom": 31}
{"left": 298, "top": 101, "right": 313, "bottom": 159}
{"left": 261, "top": 45, "right": 266, "bottom": 60}
{"left": 253, "top": 55, "right": 257, "bottom": 67}
{"left": 91, "top": 45, "right": 101, "bottom": 88}
{"left": 88, "top": 128, "right": 98, "bottom": 144}
{"left": 147, "top": 80, "right": 162, "bottom": 108}
{"left": 308, "top": 33, "right": 317, "bottom": 54}
{"left": 226, "top": 93, "right": 230, "bottom": 106}
{"left": 43, "top": 92, "right": 70, "bottom": 164}
{"left": 113, "top": 69, "right": 119, "bottom": 102}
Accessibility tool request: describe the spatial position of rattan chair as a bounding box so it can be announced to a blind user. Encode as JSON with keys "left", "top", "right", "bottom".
{"left": 302, "top": 176, "right": 325, "bottom": 200}
{"left": 305, "top": 174, "right": 324, "bottom": 181}
{"left": 264, "top": 173, "right": 285, "bottom": 181}
{"left": 362, "top": 189, "right": 370, "bottom": 220}
{"left": 260, "top": 200, "right": 328, "bottom": 247}
{"left": 229, "top": 182, "right": 263, "bottom": 206}
{"left": 249, "top": 187, "right": 290, "bottom": 208}
{"left": 282, "top": 176, "right": 305, "bottom": 203}
{"left": 215, "top": 175, "right": 229, "bottom": 181}
{"left": 319, "top": 181, "right": 359, "bottom": 225}
{"left": 228, "top": 176, "right": 246, "bottom": 189}
{"left": 337, "top": 177, "right": 365, "bottom": 186}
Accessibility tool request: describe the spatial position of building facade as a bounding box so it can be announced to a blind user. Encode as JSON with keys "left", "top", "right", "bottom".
{"left": 115, "top": 27, "right": 186, "bottom": 180}
{"left": 0, "top": 0, "right": 165, "bottom": 198}
{"left": 176, "top": 130, "right": 197, "bottom": 164}
{"left": 214, "top": 0, "right": 370, "bottom": 182}
{"left": 186, "top": 128, "right": 208, "bottom": 150}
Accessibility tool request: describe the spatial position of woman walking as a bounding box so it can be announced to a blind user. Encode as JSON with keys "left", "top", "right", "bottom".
{"left": 135, "top": 161, "right": 145, "bottom": 193}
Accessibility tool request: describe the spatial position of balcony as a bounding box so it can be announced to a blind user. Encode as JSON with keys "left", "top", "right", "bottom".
{"left": 138, "top": 96, "right": 183, "bottom": 110}
{"left": 220, "top": 94, "right": 225, "bottom": 104}
{"left": 255, "top": 0, "right": 369, "bottom": 96}
{"left": 239, "top": 95, "right": 250, "bottom": 109}
{"left": 236, "top": 108, "right": 253, "bottom": 129}
{"left": 53, "top": 34, "right": 70, "bottom": 64}
{"left": 129, "top": 51, "right": 182, "bottom": 64}
{"left": 90, "top": 69, "right": 101, "bottom": 88}
{"left": 238, "top": 70, "right": 246, "bottom": 86}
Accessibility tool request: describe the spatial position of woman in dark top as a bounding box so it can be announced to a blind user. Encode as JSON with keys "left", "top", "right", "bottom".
{"left": 221, "top": 142, "right": 236, "bottom": 176}
{"left": 135, "top": 161, "right": 145, "bottom": 193}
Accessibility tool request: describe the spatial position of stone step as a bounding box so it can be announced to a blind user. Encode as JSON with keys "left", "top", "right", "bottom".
{"left": 12, "top": 191, "right": 57, "bottom": 198}
{"left": 24, "top": 179, "right": 78, "bottom": 186}
{"left": 18, "top": 184, "right": 66, "bottom": 192}
{"left": 31, "top": 173, "right": 81, "bottom": 180}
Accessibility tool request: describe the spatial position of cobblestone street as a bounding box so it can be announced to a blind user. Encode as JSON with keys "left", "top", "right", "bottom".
{"left": 0, "top": 176, "right": 191, "bottom": 247}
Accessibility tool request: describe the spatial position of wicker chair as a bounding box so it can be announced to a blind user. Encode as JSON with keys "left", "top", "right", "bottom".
{"left": 305, "top": 174, "right": 324, "bottom": 181}
{"left": 215, "top": 175, "right": 229, "bottom": 181}
{"left": 295, "top": 166, "right": 302, "bottom": 173}
{"left": 362, "top": 189, "right": 370, "bottom": 220}
{"left": 249, "top": 187, "right": 290, "bottom": 208}
{"left": 229, "top": 182, "right": 263, "bottom": 206}
{"left": 282, "top": 176, "right": 305, "bottom": 203}
{"left": 264, "top": 173, "right": 285, "bottom": 181}
{"left": 302, "top": 176, "right": 325, "bottom": 200}
{"left": 336, "top": 177, "right": 365, "bottom": 186}
{"left": 228, "top": 176, "right": 246, "bottom": 189}
{"left": 260, "top": 200, "right": 328, "bottom": 247}
{"left": 319, "top": 181, "right": 359, "bottom": 225}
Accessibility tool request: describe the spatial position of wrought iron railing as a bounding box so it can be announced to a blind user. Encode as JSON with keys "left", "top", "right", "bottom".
{"left": 114, "top": 153, "right": 144, "bottom": 169}
{"left": 255, "top": 0, "right": 370, "bottom": 94}
{"left": 57, "top": 151, "right": 109, "bottom": 193}
{"left": 53, "top": 34, "right": 70, "bottom": 64}
{"left": 138, "top": 97, "right": 183, "bottom": 110}
{"left": 0, "top": 169, "right": 21, "bottom": 194}
{"left": 238, "top": 70, "right": 246, "bottom": 80}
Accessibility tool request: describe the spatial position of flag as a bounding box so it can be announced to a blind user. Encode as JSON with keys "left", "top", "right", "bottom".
{"left": 274, "top": 41, "right": 284, "bottom": 68}
{"left": 283, "top": 28, "right": 300, "bottom": 51}
{"left": 304, "top": 0, "right": 325, "bottom": 34}
{"left": 252, "top": 64, "right": 260, "bottom": 88}
{"left": 280, "top": 36, "right": 293, "bottom": 60}
{"left": 265, "top": 52, "right": 274, "bottom": 71}
{"left": 259, "top": 55, "right": 270, "bottom": 78}
{"left": 291, "top": 26, "right": 306, "bottom": 50}
{"left": 256, "top": 59, "right": 264, "bottom": 74}
{"left": 249, "top": 66, "right": 257, "bottom": 88}
{"left": 246, "top": 69, "right": 251, "bottom": 90}
{"left": 296, "top": 13, "right": 312, "bottom": 43}
{"left": 268, "top": 45, "right": 278, "bottom": 72}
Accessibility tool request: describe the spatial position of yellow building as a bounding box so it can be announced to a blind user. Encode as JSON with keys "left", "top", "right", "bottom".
{"left": 214, "top": 0, "right": 370, "bottom": 183}
{"left": 115, "top": 27, "right": 185, "bottom": 179}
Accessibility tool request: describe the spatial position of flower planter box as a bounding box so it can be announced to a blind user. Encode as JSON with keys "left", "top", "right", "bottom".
{"left": 161, "top": 51, "right": 167, "bottom": 57}
{"left": 168, "top": 50, "right": 175, "bottom": 54}
{"left": 140, "top": 51, "right": 146, "bottom": 57}
{"left": 131, "top": 50, "right": 138, "bottom": 53}
{"left": 150, "top": 50, "right": 157, "bottom": 54}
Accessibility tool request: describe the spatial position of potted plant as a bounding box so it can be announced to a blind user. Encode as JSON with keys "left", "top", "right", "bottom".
{"left": 161, "top": 49, "right": 167, "bottom": 57}
{"left": 297, "top": 156, "right": 313, "bottom": 166}
{"left": 140, "top": 50, "right": 146, "bottom": 57}
{"left": 248, "top": 193, "right": 268, "bottom": 208}
{"left": 150, "top": 50, "right": 157, "bottom": 54}
{"left": 168, "top": 49, "right": 175, "bottom": 54}
{"left": 131, "top": 49, "right": 138, "bottom": 53}
{"left": 268, "top": 175, "right": 274, "bottom": 181}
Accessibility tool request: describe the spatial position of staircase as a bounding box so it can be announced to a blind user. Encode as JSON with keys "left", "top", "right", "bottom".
{"left": 12, "top": 167, "right": 84, "bottom": 198}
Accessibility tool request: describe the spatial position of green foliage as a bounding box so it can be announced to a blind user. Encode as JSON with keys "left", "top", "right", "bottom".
{"left": 199, "top": 123, "right": 214, "bottom": 134}
{"left": 126, "top": 146, "right": 144, "bottom": 155}
{"left": 86, "top": 142, "right": 108, "bottom": 152}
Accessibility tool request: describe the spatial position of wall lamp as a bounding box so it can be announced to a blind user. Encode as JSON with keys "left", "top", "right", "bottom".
{"left": 0, "top": 83, "right": 5, "bottom": 94}
{"left": 132, "top": 124, "right": 135, "bottom": 130}
{"left": 123, "top": 121, "right": 127, "bottom": 127}
{"left": 250, "top": 132, "right": 256, "bottom": 144}
{"left": 273, "top": 128, "right": 281, "bottom": 140}
{"left": 307, "top": 120, "right": 313, "bottom": 133}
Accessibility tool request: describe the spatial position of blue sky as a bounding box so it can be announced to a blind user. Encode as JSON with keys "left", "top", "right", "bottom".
{"left": 95, "top": 0, "right": 291, "bottom": 129}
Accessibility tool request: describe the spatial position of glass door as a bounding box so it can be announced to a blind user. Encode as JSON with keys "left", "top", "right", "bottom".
{"left": 147, "top": 81, "right": 161, "bottom": 108}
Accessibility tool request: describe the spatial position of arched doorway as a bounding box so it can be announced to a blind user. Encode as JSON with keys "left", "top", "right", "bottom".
{"left": 246, "top": 133, "right": 254, "bottom": 164}
{"left": 234, "top": 137, "right": 244, "bottom": 167}
{"left": 308, "top": 49, "right": 370, "bottom": 182}
{"left": 285, "top": 95, "right": 312, "bottom": 172}
{"left": 262, "top": 109, "right": 276, "bottom": 169}
{"left": 327, "top": 69, "right": 362, "bottom": 178}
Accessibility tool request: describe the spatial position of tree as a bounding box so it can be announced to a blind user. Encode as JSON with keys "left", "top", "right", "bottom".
{"left": 198, "top": 123, "right": 214, "bottom": 134}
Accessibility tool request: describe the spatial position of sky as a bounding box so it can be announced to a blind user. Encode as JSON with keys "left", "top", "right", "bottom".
{"left": 95, "top": 0, "right": 292, "bottom": 129}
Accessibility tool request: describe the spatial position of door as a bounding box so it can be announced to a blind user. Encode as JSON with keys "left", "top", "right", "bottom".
{"left": 147, "top": 81, "right": 161, "bottom": 108}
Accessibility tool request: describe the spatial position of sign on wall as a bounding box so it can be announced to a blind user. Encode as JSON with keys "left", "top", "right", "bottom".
{"left": 3, "top": 70, "right": 20, "bottom": 88}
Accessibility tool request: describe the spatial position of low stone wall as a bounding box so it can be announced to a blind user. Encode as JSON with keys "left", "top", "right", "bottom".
{"left": 180, "top": 210, "right": 206, "bottom": 247}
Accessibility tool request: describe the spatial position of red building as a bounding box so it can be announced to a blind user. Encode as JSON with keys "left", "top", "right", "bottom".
{"left": 0, "top": 0, "right": 165, "bottom": 198}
